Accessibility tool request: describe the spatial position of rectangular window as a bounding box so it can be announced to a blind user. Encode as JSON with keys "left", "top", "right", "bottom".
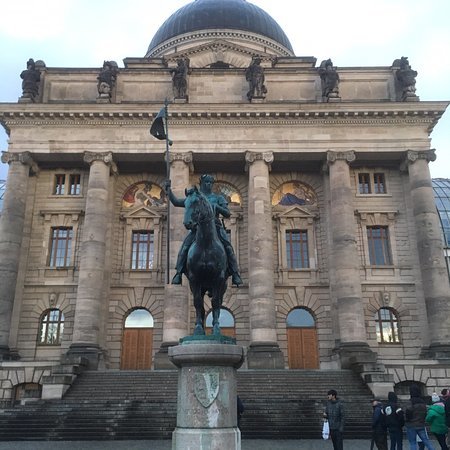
{"left": 373, "top": 173, "right": 386, "bottom": 194}
{"left": 68, "top": 174, "right": 81, "bottom": 195}
{"left": 367, "top": 226, "right": 392, "bottom": 265}
{"left": 358, "top": 173, "right": 371, "bottom": 194}
{"left": 54, "top": 175, "right": 66, "bottom": 195}
{"left": 131, "top": 231, "right": 154, "bottom": 270}
{"left": 49, "top": 227, "right": 73, "bottom": 267}
{"left": 286, "top": 230, "right": 309, "bottom": 269}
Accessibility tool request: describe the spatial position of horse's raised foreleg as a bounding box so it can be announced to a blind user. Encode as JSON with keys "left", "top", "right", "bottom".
{"left": 192, "top": 285, "right": 205, "bottom": 336}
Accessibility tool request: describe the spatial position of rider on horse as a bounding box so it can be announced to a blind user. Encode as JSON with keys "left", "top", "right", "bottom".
{"left": 166, "top": 174, "right": 243, "bottom": 287}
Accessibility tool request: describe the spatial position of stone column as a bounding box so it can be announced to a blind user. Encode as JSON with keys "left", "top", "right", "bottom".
{"left": 405, "top": 149, "right": 450, "bottom": 357}
{"left": 154, "top": 152, "right": 192, "bottom": 369}
{"left": 0, "top": 152, "right": 37, "bottom": 359}
{"left": 327, "top": 151, "right": 375, "bottom": 367}
{"left": 67, "top": 151, "right": 116, "bottom": 369}
{"left": 245, "top": 151, "right": 284, "bottom": 369}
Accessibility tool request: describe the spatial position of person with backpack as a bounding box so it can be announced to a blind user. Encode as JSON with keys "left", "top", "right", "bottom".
{"left": 372, "top": 398, "right": 388, "bottom": 450}
{"left": 384, "top": 391, "right": 405, "bottom": 450}
{"left": 426, "top": 393, "right": 449, "bottom": 450}
{"left": 405, "top": 385, "right": 436, "bottom": 449}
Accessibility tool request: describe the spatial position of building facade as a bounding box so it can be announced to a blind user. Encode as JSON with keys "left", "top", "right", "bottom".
{"left": 0, "top": 0, "right": 450, "bottom": 403}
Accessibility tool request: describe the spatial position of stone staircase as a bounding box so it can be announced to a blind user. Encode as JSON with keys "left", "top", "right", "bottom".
{"left": 0, "top": 369, "right": 373, "bottom": 441}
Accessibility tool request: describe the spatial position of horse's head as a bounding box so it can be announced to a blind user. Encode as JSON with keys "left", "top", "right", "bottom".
{"left": 183, "top": 186, "right": 213, "bottom": 230}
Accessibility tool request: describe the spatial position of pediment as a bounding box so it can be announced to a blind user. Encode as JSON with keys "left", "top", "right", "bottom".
{"left": 273, "top": 205, "right": 318, "bottom": 220}
{"left": 121, "top": 205, "right": 164, "bottom": 220}
{"left": 165, "top": 39, "right": 271, "bottom": 69}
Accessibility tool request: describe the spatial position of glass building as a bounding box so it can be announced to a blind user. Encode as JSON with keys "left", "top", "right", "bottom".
{"left": 432, "top": 178, "right": 450, "bottom": 277}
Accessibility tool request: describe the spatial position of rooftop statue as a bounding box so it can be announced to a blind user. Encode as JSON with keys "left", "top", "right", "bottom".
{"left": 166, "top": 174, "right": 242, "bottom": 335}
{"left": 170, "top": 58, "right": 189, "bottom": 99}
{"left": 20, "top": 59, "right": 41, "bottom": 102}
{"left": 319, "top": 59, "right": 340, "bottom": 101}
{"left": 394, "top": 56, "right": 418, "bottom": 101}
{"left": 245, "top": 57, "right": 267, "bottom": 101}
{"left": 97, "top": 61, "right": 118, "bottom": 99}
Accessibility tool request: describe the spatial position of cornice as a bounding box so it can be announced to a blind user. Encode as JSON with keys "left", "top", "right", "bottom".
{"left": 0, "top": 102, "right": 446, "bottom": 132}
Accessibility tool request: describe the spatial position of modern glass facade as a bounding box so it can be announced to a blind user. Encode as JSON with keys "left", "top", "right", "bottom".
{"left": 432, "top": 178, "right": 450, "bottom": 277}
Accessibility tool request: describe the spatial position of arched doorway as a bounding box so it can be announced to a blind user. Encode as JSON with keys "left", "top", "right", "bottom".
{"left": 205, "top": 308, "right": 236, "bottom": 338}
{"left": 286, "top": 308, "right": 319, "bottom": 369}
{"left": 120, "top": 308, "right": 154, "bottom": 370}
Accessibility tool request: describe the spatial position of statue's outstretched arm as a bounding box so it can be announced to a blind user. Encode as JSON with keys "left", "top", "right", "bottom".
{"left": 164, "top": 180, "right": 185, "bottom": 207}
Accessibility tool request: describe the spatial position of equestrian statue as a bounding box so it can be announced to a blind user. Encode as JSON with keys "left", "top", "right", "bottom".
{"left": 166, "top": 174, "right": 242, "bottom": 335}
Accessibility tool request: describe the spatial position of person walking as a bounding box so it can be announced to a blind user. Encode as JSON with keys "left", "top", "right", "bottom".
{"left": 405, "top": 385, "right": 435, "bottom": 450}
{"left": 372, "top": 398, "right": 388, "bottom": 450}
{"left": 426, "top": 393, "right": 448, "bottom": 450}
{"left": 384, "top": 391, "right": 405, "bottom": 450}
{"left": 324, "top": 389, "right": 344, "bottom": 450}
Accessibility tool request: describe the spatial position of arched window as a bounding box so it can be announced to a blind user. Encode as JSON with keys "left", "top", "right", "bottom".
{"left": 124, "top": 309, "right": 154, "bottom": 328}
{"left": 375, "top": 308, "right": 400, "bottom": 344}
{"left": 213, "top": 181, "right": 242, "bottom": 206}
{"left": 38, "top": 309, "right": 64, "bottom": 345}
{"left": 272, "top": 181, "right": 317, "bottom": 206}
{"left": 286, "top": 308, "right": 315, "bottom": 327}
{"left": 122, "top": 181, "right": 166, "bottom": 208}
{"left": 205, "top": 308, "right": 235, "bottom": 337}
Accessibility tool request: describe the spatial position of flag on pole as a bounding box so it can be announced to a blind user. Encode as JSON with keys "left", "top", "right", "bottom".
{"left": 150, "top": 107, "right": 167, "bottom": 140}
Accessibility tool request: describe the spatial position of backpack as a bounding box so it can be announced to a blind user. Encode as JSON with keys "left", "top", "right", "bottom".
{"left": 384, "top": 403, "right": 405, "bottom": 428}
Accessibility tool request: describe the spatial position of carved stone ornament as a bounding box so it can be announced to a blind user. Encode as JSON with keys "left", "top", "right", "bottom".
{"left": 245, "top": 151, "right": 274, "bottom": 168}
{"left": 83, "top": 151, "right": 118, "bottom": 173}
{"left": 194, "top": 368, "right": 219, "bottom": 408}
{"left": 167, "top": 151, "right": 194, "bottom": 172}
{"left": 381, "top": 291, "right": 391, "bottom": 306}
{"left": 1, "top": 151, "right": 39, "bottom": 174}
{"left": 326, "top": 151, "right": 356, "bottom": 164}
{"left": 406, "top": 149, "right": 436, "bottom": 164}
{"left": 49, "top": 292, "right": 58, "bottom": 307}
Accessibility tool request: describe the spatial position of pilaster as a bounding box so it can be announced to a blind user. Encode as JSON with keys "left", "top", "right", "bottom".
{"left": 245, "top": 151, "right": 284, "bottom": 369}
{"left": 154, "top": 152, "right": 192, "bottom": 369}
{"left": 326, "top": 151, "right": 375, "bottom": 367}
{"left": 0, "top": 152, "right": 37, "bottom": 359}
{"left": 404, "top": 149, "right": 450, "bottom": 358}
{"left": 67, "top": 152, "right": 115, "bottom": 369}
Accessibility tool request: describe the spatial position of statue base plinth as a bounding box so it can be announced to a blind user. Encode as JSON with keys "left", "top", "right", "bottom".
{"left": 169, "top": 341, "right": 244, "bottom": 450}
{"left": 174, "top": 97, "right": 188, "bottom": 103}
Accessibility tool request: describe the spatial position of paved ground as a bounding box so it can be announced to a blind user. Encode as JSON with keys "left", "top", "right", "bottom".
{"left": 0, "top": 439, "right": 413, "bottom": 449}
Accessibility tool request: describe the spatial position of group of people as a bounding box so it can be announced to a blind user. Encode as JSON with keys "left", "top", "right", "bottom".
{"left": 324, "top": 387, "right": 450, "bottom": 450}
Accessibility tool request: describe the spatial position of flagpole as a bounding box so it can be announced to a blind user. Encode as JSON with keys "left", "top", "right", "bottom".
{"left": 164, "top": 98, "right": 171, "bottom": 285}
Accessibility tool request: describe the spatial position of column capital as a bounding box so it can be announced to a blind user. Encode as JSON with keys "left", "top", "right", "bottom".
{"left": 406, "top": 149, "right": 436, "bottom": 164}
{"left": 1, "top": 151, "right": 39, "bottom": 174}
{"left": 167, "top": 151, "right": 194, "bottom": 172}
{"left": 83, "top": 151, "right": 118, "bottom": 174}
{"left": 245, "top": 151, "right": 274, "bottom": 171}
{"left": 326, "top": 150, "right": 356, "bottom": 164}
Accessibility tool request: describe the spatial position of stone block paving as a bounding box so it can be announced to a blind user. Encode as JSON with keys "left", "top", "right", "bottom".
{"left": 0, "top": 439, "right": 411, "bottom": 450}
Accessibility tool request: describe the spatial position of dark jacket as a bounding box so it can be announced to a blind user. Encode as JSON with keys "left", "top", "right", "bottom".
{"left": 405, "top": 396, "right": 427, "bottom": 428}
{"left": 325, "top": 399, "right": 345, "bottom": 432}
{"left": 383, "top": 393, "right": 405, "bottom": 431}
{"left": 372, "top": 402, "right": 387, "bottom": 433}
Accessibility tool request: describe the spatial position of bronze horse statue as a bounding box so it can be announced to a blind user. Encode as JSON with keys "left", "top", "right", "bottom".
{"left": 183, "top": 186, "right": 228, "bottom": 336}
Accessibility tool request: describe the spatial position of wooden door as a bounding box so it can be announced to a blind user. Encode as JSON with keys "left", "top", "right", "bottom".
{"left": 120, "top": 328, "right": 153, "bottom": 370}
{"left": 287, "top": 328, "right": 319, "bottom": 369}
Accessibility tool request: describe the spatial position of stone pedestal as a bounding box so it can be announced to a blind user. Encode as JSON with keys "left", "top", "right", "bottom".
{"left": 169, "top": 342, "right": 244, "bottom": 450}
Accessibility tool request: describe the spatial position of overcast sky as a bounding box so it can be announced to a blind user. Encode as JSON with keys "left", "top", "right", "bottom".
{"left": 1, "top": 0, "right": 449, "bottom": 180}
